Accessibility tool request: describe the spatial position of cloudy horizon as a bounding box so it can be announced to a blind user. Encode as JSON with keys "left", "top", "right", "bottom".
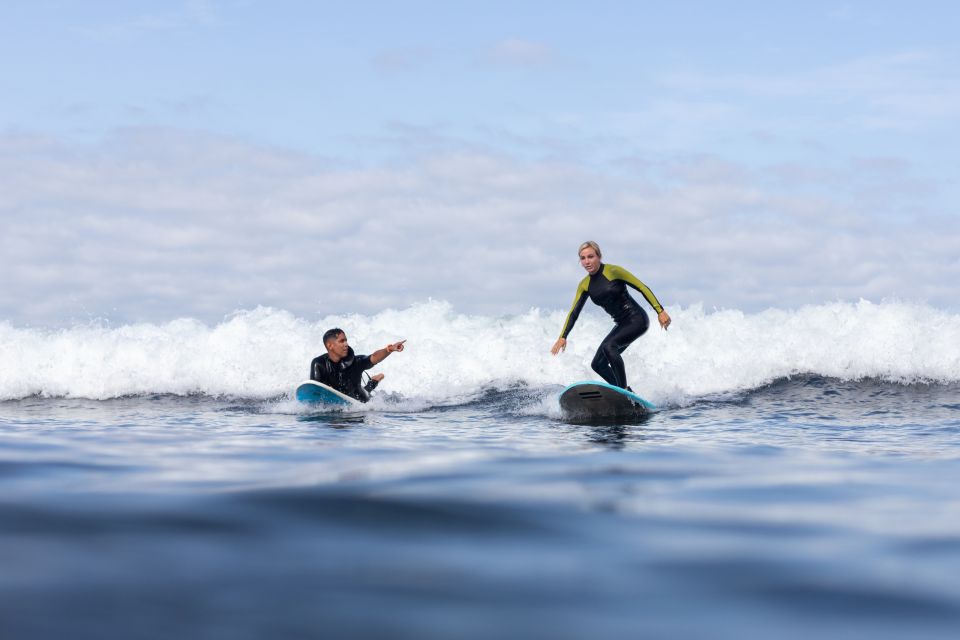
{"left": 2, "top": 1, "right": 958, "bottom": 326}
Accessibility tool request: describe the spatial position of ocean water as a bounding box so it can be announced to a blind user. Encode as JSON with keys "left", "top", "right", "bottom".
{"left": 2, "top": 300, "right": 960, "bottom": 639}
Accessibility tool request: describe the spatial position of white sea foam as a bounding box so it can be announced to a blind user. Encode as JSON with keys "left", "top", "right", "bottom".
{"left": 1, "top": 300, "right": 958, "bottom": 404}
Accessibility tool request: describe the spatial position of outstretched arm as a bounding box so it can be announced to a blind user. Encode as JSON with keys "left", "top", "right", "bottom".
{"left": 369, "top": 340, "right": 406, "bottom": 366}
{"left": 553, "top": 282, "right": 589, "bottom": 355}
{"left": 606, "top": 265, "right": 663, "bottom": 313}
{"left": 607, "top": 264, "right": 671, "bottom": 330}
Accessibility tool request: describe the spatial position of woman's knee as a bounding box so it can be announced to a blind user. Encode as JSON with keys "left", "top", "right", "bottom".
{"left": 600, "top": 342, "right": 620, "bottom": 362}
{"left": 591, "top": 353, "right": 607, "bottom": 372}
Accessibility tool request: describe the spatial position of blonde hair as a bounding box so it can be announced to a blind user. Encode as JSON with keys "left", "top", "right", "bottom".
{"left": 578, "top": 241, "right": 602, "bottom": 258}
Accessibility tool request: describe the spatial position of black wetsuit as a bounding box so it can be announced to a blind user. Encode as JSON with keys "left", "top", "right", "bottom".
{"left": 310, "top": 347, "right": 380, "bottom": 403}
{"left": 559, "top": 263, "right": 663, "bottom": 389}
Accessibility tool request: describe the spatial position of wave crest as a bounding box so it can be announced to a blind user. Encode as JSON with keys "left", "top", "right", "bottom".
{"left": 2, "top": 300, "right": 958, "bottom": 402}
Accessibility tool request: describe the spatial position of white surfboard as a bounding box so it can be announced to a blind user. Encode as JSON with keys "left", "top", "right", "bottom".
{"left": 295, "top": 380, "right": 362, "bottom": 407}
{"left": 559, "top": 381, "right": 656, "bottom": 422}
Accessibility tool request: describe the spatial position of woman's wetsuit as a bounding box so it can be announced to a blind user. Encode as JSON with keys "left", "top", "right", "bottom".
{"left": 559, "top": 263, "right": 663, "bottom": 389}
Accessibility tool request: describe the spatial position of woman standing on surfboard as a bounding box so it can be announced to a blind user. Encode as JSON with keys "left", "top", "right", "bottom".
{"left": 551, "top": 241, "right": 671, "bottom": 391}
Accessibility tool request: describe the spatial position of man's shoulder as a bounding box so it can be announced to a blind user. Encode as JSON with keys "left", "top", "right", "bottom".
{"left": 310, "top": 354, "right": 332, "bottom": 376}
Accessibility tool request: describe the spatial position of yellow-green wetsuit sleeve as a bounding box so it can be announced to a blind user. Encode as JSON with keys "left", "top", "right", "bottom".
{"left": 559, "top": 276, "right": 590, "bottom": 339}
{"left": 605, "top": 264, "right": 664, "bottom": 313}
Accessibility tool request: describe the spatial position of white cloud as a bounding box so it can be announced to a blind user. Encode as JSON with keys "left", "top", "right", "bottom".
{"left": 1, "top": 127, "right": 957, "bottom": 327}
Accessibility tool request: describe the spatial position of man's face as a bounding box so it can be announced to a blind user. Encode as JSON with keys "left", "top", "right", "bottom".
{"left": 325, "top": 332, "right": 350, "bottom": 360}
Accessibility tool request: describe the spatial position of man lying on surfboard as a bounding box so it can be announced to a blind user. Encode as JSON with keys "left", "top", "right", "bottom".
{"left": 310, "top": 328, "right": 406, "bottom": 402}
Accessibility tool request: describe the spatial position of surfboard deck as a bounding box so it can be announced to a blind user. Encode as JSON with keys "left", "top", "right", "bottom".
{"left": 295, "top": 380, "right": 362, "bottom": 407}
{"left": 559, "top": 381, "right": 656, "bottom": 422}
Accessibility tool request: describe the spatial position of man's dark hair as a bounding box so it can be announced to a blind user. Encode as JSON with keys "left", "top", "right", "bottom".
{"left": 323, "top": 328, "right": 344, "bottom": 346}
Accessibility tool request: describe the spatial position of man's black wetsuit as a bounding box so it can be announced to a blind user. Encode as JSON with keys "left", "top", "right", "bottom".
{"left": 559, "top": 263, "right": 664, "bottom": 390}
{"left": 310, "top": 347, "right": 379, "bottom": 403}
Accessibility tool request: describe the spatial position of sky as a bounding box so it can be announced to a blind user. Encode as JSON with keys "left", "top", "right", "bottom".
{"left": 1, "top": 0, "right": 958, "bottom": 326}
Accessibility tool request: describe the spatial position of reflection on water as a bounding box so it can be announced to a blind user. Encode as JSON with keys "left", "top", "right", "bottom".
{"left": 583, "top": 418, "right": 653, "bottom": 449}
{"left": 297, "top": 412, "right": 369, "bottom": 428}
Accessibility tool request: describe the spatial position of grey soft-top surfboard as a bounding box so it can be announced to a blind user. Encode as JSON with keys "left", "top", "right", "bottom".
{"left": 559, "top": 381, "right": 656, "bottom": 422}
{"left": 295, "top": 380, "right": 362, "bottom": 407}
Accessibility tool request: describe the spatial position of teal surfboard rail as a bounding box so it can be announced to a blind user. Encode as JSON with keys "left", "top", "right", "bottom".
{"left": 295, "top": 380, "right": 359, "bottom": 406}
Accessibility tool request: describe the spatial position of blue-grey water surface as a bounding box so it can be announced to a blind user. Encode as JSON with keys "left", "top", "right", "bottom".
{"left": 2, "top": 375, "right": 960, "bottom": 639}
